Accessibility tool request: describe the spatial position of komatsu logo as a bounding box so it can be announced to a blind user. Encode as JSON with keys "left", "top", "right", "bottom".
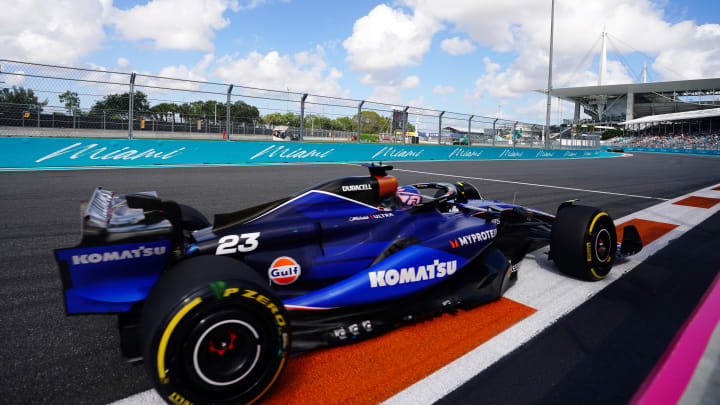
{"left": 71, "top": 246, "right": 167, "bottom": 265}
{"left": 368, "top": 259, "right": 457, "bottom": 288}
{"left": 342, "top": 184, "right": 372, "bottom": 192}
{"left": 449, "top": 229, "right": 497, "bottom": 248}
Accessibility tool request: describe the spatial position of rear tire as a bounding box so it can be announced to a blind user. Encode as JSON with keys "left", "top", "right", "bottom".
{"left": 141, "top": 256, "right": 289, "bottom": 405}
{"left": 551, "top": 205, "right": 617, "bottom": 281}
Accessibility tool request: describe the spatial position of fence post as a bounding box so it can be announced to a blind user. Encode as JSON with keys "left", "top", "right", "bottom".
{"left": 73, "top": 108, "right": 76, "bottom": 129}
{"left": 357, "top": 100, "right": 365, "bottom": 143}
{"left": 512, "top": 121, "right": 518, "bottom": 148}
{"left": 468, "top": 115, "right": 474, "bottom": 146}
{"left": 300, "top": 93, "right": 307, "bottom": 142}
{"left": 205, "top": 114, "right": 208, "bottom": 134}
{"left": 128, "top": 72, "right": 136, "bottom": 140}
{"left": 226, "top": 84, "right": 233, "bottom": 140}
{"left": 103, "top": 110, "right": 106, "bottom": 130}
{"left": 403, "top": 106, "right": 409, "bottom": 145}
{"left": 438, "top": 111, "right": 445, "bottom": 145}
{"left": 37, "top": 104, "right": 40, "bottom": 128}
{"left": 492, "top": 118, "right": 498, "bottom": 147}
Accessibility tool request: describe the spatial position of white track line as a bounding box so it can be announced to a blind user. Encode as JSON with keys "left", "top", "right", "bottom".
{"left": 384, "top": 182, "right": 720, "bottom": 405}
{"left": 392, "top": 168, "right": 669, "bottom": 201}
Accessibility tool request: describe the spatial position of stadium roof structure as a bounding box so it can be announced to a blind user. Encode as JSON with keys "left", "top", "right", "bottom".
{"left": 621, "top": 107, "right": 720, "bottom": 125}
{"left": 547, "top": 78, "right": 720, "bottom": 100}
{"left": 537, "top": 77, "right": 720, "bottom": 122}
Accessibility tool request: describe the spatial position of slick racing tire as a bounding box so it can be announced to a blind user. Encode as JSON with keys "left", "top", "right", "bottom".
{"left": 551, "top": 205, "right": 617, "bottom": 281}
{"left": 141, "top": 256, "right": 290, "bottom": 405}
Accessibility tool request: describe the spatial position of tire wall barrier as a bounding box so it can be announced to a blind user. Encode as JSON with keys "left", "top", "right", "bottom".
{"left": 0, "top": 137, "right": 618, "bottom": 168}
{"left": 621, "top": 146, "right": 720, "bottom": 156}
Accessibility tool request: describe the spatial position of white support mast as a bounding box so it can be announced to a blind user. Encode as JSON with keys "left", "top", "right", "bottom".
{"left": 642, "top": 61, "right": 648, "bottom": 83}
{"left": 598, "top": 26, "right": 607, "bottom": 86}
{"left": 544, "top": 0, "right": 555, "bottom": 148}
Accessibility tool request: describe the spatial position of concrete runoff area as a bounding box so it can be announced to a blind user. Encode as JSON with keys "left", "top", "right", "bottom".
{"left": 0, "top": 153, "right": 718, "bottom": 404}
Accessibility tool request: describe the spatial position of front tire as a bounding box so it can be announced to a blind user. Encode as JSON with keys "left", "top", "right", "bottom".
{"left": 551, "top": 205, "right": 617, "bottom": 281}
{"left": 141, "top": 256, "right": 289, "bottom": 405}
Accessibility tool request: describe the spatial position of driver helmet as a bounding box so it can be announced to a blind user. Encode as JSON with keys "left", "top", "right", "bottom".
{"left": 397, "top": 185, "right": 422, "bottom": 207}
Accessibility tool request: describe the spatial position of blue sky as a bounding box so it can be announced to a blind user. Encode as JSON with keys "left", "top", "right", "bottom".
{"left": 2, "top": 0, "right": 719, "bottom": 129}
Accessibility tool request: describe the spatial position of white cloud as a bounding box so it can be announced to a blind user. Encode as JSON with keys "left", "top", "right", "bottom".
{"left": 343, "top": 5, "right": 442, "bottom": 74}
{"left": 214, "top": 46, "right": 347, "bottom": 97}
{"left": 0, "top": 0, "right": 106, "bottom": 64}
{"left": 106, "top": 0, "right": 240, "bottom": 51}
{"left": 402, "top": 0, "right": 720, "bottom": 104}
{"left": 117, "top": 57, "right": 129, "bottom": 68}
{"left": 440, "top": 37, "right": 476, "bottom": 55}
{"left": 3, "top": 70, "right": 26, "bottom": 86}
{"left": 369, "top": 85, "right": 403, "bottom": 105}
{"left": 343, "top": 5, "right": 441, "bottom": 108}
{"left": 155, "top": 54, "right": 215, "bottom": 82}
{"left": 399, "top": 75, "right": 420, "bottom": 89}
{"left": 433, "top": 85, "right": 456, "bottom": 94}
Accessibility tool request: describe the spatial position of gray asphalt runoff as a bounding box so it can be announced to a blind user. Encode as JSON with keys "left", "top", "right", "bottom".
{"left": 1, "top": 153, "right": 719, "bottom": 404}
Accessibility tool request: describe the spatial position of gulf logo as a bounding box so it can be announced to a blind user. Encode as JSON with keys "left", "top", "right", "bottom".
{"left": 268, "top": 256, "right": 302, "bottom": 285}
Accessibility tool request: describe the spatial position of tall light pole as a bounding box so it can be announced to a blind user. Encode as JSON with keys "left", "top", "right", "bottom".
{"left": 544, "top": 0, "right": 555, "bottom": 148}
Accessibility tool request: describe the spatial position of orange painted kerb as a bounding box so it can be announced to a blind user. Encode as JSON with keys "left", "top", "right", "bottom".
{"left": 616, "top": 218, "right": 678, "bottom": 246}
{"left": 673, "top": 196, "right": 720, "bottom": 209}
{"left": 262, "top": 298, "right": 535, "bottom": 404}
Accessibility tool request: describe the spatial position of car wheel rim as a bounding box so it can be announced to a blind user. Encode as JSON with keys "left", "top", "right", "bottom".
{"left": 191, "top": 319, "right": 262, "bottom": 387}
{"left": 594, "top": 228, "right": 612, "bottom": 263}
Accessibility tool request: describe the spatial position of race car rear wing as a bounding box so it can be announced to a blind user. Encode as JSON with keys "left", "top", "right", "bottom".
{"left": 55, "top": 188, "right": 178, "bottom": 315}
{"left": 80, "top": 187, "right": 175, "bottom": 245}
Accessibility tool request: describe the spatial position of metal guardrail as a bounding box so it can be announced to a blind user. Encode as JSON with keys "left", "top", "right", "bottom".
{"left": 0, "top": 59, "right": 603, "bottom": 149}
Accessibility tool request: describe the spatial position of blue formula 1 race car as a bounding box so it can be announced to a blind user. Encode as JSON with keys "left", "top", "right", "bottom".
{"left": 55, "top": 164, "right": 642, "bottom": 405}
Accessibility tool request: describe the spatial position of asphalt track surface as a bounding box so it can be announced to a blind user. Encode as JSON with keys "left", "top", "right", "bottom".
{"left": 1, "top": 152, "right": 719, "bottom": 404}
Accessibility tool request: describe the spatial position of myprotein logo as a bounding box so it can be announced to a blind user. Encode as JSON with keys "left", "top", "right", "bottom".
{"left": 342, "top": 184, "right": 372, "bottom": 192}
{"left": 449, "top": 229, "right": 497, "bottom": 248}
{"left": 36, "top": 142, "right": 185, "bottom": 163}
{"left": 71, "top": 245, "right": 167, "bottom": 265}
{"left": 368, "top": 259, "right": 457, "bottom": 288}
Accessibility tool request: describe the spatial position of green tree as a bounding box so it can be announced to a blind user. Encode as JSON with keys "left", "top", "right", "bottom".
{"left": 150, "top": 103, "right": 179, "bottom": 121}
{"left": 333, "top": 116, "right": 355, "bottom": 131}
{"left": 58, "top": 91, "right": 80, "bottom": 115}
{"left": 0, "top": 86, "right": 48, "bottom": 106}
{"left": 588, "top": 124, "right": 595, "bottom": 133}
{"left": 262, "top": 112, "right": 300, "bottom": 127}
{"left": 229, "top": 100, "right": 260, "bottom": 124}
{"left": 90, "top": 91, "right": 150, "bottom": 116}
{"left": 351, "top": 110, "right": 385, "bottom": 134}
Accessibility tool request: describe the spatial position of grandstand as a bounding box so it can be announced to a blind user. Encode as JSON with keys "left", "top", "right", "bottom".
{"left": 538, "top": 28, "right": 720, "bottom": 149}
{"left": 551, "top": 79, "right": 720, "bottom": 123}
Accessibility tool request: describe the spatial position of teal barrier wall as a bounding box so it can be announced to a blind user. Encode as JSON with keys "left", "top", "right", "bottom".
{"left": 0, "top": 137, "right": 616, "bottom": 168}
{"left": 621, "top": 146, "right": 720, "bottom": 156}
